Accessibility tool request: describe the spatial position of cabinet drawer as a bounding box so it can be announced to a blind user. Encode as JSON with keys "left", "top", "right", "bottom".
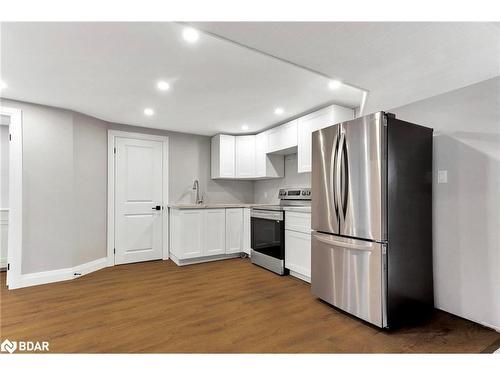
{"left": 285, "top": 211, "right": 311, "bottom": 234}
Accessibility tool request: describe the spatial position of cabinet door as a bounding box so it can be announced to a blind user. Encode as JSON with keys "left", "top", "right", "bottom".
{"left": 254, "top": 132, "right": 267, "bottom": 177}
{"left": 204, "top": 209, "right": 226, "bottom": 256}
{"left": 178, "top": 210, "right": 204, "bottom": 259}
{"left": 225, "top": 208, "right": 243, "bottom": 254}
{"left": 285, "top": 230, "right": 311, "bottom": 280}
{"left": 219, "top": 135, "right": 235, "bottom": 178}
{"left": 297, "top": 105, "right": 354, "bottom": 173}
{"left": 267, "top": 119, "right": 298, "bottom": 153}
{"left": 235, "top": 135, "right": 256, "bottom": 177}
{"left": 242, "top": 208, "right": 251, "bottom": 255}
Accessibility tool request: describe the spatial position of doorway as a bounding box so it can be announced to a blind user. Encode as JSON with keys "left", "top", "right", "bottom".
{"left": 0, "top": 106, "right": 22, "bottom": 289}
{"left": 107, "top": 130, "right": 169, "bottom": 266}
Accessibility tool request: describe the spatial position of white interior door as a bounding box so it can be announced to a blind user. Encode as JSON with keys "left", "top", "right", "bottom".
{"left": 115, "top": 137, "right": 163, "bottom": 265}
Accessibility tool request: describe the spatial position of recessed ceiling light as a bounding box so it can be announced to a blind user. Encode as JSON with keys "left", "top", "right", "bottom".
{"left": 182, "top": 27, "right": 200, "bottom": 43}
{"left": 0, "top": 80, "right": 7, "bottom": 90}
{"left": 328, "top": 80, "right": 342, "bottom": 90}
{"left": 274, "top": 107, "right": 284, "bottom": 115}
{"left": 157, "top": 81, "right": 170, "bottom": 91}
{"left": 241, "top": 124, "right": 249, "bottom": 131}
{"left": 144, "top": 108, "right": 155, "bottom": 116}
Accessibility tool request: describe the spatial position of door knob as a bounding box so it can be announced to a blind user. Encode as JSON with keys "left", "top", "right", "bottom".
{"left": 152, "top": 205, "right": 162, "bottom": 210}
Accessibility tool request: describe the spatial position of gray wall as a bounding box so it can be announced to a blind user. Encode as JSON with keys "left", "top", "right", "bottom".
{"left": 390, "top": 77, "right": 500, "bottom": 330}
{"left": 2, "top": 99, "right": 254, "bottom": 274}
{"left": 254, "top": 153, "right": 311, "bottom": 204}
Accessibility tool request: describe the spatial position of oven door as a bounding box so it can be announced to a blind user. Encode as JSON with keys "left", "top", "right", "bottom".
{"left": 250, "top": 210, "right": 284, "bottom": 260}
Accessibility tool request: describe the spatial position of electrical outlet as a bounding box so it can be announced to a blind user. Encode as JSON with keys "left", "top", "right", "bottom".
{"left": 437, "top": 170, "right": 448, "bottom": 184}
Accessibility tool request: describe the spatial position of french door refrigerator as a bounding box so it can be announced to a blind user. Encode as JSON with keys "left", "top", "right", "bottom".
{"left": 311, "top": 112, "right": 434, "bottom": 329}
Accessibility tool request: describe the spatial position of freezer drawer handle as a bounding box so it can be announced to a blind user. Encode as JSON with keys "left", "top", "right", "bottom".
{"left": 314, "top": 233, "right": 375, "bottom": 251}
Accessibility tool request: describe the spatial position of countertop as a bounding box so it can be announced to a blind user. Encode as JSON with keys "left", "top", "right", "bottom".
{"left": 168, "top": 203, "right": 311, "bottom": 213}
{"left": 168, "top": 203, "right": 269, "bottom": 209}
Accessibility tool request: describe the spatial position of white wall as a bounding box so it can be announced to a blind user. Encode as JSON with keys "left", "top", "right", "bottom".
{"left": 1, "top": 99, "right": 254, "bottom": 275}
{"left": 390, "top": 77, "right": 500, "bottom": 330}
{"left": 254, "top": 153, "right": 310, "bottom": 203}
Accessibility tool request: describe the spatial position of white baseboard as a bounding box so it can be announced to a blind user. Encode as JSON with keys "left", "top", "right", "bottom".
{"left": 479, "top": 321, "right": 500, "bottom": 333}
{"left": 289, "top": 270, "right": 311, "bottom": 283}
{"left": 0, "top": 257, "right": 6, "bottom": 269}
{"left": 13, "top": 257, "right": 108, "bottom": 289}
{"left": 170, "top": 253, "right": 241, "bottom": 266}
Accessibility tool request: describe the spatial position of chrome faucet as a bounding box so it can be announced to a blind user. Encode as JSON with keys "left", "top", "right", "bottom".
{"left": 192, "top": 179, "right": 203, "bottom": 204}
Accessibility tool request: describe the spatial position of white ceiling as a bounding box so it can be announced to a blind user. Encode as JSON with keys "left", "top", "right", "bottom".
{"left": 0, "top": 22, "right": 364, "bottom": 136}
{"left": 194, "top": 22, "right": 500, "bottom": 113}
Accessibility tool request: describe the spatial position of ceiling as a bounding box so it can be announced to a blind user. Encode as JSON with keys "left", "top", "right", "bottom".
{"left": 194, "top": 22, "right": 500, "bottom": 113}
{"left": 0, "top": 22, "right": 364, "bottom": 136}
{"left": 2, "top": 22, "right": 498, "bottom": 136}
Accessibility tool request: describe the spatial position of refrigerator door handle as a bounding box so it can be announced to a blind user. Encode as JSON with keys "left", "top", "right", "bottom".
{"left": 330, "top": 134, "right": 339, "bottom": 217}
{"left": 335, "top": 132, "right": 345, "bottom": 223}
{"left": 314, "top": 232, "right": 376, "bottom": 251}
{"left": 341, "top": 135, "right": 349, "bottom": 219}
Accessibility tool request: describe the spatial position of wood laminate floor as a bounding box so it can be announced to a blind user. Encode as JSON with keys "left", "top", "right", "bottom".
{"left": 1, "top": 259, "right": 499, "bottom": 353}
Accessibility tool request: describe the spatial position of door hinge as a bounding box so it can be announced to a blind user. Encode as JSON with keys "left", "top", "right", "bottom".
{"left": 114, "top": 248, "right": 116, "bottom": 254}
{"left": 9, "top": 134, "right": 12, "bottom": 141}
{"left": 114, "top": 147, "right": 116, "bottom": 154}
{"left": 7, "top": 263, "right": 10, "bottom": 271}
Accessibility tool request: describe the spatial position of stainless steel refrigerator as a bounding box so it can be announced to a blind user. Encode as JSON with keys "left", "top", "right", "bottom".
{"left": 311, "top": 112, "right": 434, "bottom": 329}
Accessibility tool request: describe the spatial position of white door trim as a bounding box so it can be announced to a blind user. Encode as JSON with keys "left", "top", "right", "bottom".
{"left": 107, "top": 130, "right": 169, "bottom": 266}
{"left": 0, "top": 106, "right": 23, "bottom": 289}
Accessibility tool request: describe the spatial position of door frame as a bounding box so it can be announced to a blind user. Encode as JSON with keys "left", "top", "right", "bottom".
{"left": 0, "top": 106, "right": 23, "bottom": 289}
{"left": 107, "top": 130, "right": 169, "bottom": 266}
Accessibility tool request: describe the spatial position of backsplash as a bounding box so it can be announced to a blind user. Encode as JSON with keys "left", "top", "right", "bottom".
{"left": 253, "top": 153, "right": 311, "bottom": 204}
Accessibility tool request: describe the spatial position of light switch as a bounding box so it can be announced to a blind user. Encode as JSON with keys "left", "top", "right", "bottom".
{"left": 437, "top": 170, "right": 448, "bottom": 184}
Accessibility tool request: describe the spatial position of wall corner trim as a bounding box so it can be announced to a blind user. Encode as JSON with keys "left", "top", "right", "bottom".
{"left": 11, "top": 257, "right": 108, "bottom": 289}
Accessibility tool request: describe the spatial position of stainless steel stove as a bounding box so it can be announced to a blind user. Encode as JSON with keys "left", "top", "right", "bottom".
{"left": 250, "top": 188, "right": 311, "bottom": 275}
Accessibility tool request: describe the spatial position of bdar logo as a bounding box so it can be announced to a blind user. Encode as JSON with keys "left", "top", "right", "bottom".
{"left": 1, "top": 339, "right": 17, "bottom": 354}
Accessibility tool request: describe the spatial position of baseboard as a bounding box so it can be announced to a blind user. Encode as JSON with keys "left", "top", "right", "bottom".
{"left": 0, "top": 257, "right": 7, "bottom": 269}
{"left": 479, "top": 321, "right": 500, "bottom": 333}
{"left": 170, "top": 253, "right": 241, "bottom": 266}
{"left": 289, "top": 270, "right": 311, "bottom": 283}
{"left": 73, "top": 257, "right": 108, "bottom": 276}
{"left": 14, "top": 257, "right": 108, "bottom": 289}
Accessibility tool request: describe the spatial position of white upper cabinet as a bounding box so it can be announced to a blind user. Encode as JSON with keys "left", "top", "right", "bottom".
{"left": 211, "top": 104, "right": 352, "bottom": 179}
{"left": 211, "top": 131, "right": 283, "bottom": 180}
{"left": 211, "top": 134, "right": 235, "bottom": 179}
{"left": 255, "top": 131, "right": 268, "bottom": 177}
{"left": 267, "top": 119, "right": 298, "bottom": 154}
{"left": 255, "top": 131, "right": 284, "bottom": 179}
{"left": 235, "top": 135, "right": 256, "bottom": 178}
{"left": 297, "top": 105, "right": 354, "bottom": 173}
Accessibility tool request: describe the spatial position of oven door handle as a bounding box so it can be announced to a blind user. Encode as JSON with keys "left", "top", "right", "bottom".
{"left": 250, "top": 210, "right": 284, "bottom": 221}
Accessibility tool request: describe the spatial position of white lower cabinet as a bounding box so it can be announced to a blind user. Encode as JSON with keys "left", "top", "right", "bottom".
{"left": 225, "top": 208, "right": 243, "bottom": 254}
{"left": 285, "top": 230, "right": 311, "bottom": 282}
{"left": 171, "top": 209, "right": 205, "bottom": 259}
{"left": 284, "top": 211, "right": 312, "bottom": 282}
{"left": 205, "top": 209, "right": 226, "bottom": 256}
{"left": 242, "top": 208, "right": 251, "bottom": 255}
{"left": 170, "top": 207, "right": 250, "bottom": 263}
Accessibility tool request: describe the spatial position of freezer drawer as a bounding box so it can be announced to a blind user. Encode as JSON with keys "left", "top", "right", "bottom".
{"left": 311, "top": 232, "right": 386, "bottom": 327}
